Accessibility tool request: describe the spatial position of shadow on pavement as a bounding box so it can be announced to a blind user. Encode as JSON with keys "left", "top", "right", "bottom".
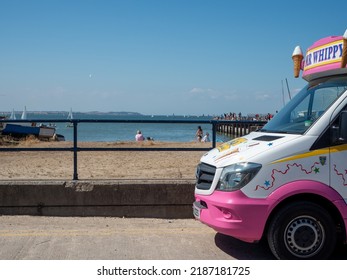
{"left": 331, "top": 244, "right": 347, "bottom": 260}
{"left": 215, "top": 233, "right": 347, "bottom": 260}
{"left": 214, "top": 233, "right": 275, "bottom": 260}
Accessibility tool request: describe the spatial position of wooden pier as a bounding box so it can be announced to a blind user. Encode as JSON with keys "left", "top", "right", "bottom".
{"left": 216, "top": 120, "right": 266, "bottom": 138}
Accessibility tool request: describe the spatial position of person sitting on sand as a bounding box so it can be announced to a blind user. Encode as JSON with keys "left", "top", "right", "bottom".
{"left": 202, "top": 132, "right": 210, "bottom": 142}
{"left": 135, "top": 130, "right": 144, "bottom": 141}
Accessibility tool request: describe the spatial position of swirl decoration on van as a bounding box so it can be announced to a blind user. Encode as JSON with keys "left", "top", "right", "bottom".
{"left": 333, "top": 164, "right": 347, "bottom": 186}
{"left": 255, "top": 161, "right": 321, "bottom": 191}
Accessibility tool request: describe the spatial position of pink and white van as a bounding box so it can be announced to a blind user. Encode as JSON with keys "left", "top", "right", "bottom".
{"left": 193, "top": 30, "right": 347, "bottom": 259}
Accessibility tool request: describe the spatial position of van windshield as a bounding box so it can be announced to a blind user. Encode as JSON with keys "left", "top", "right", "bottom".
{"left": 261, "top": 76, "right": 347, "bottom": 134}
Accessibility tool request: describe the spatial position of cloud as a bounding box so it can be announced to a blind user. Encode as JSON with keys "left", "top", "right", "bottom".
{"left": 189, "top": 87, "right": 239, "bottom": 101}
{"left": 223, "top": 93, "right": 239, "bottom": 101}
{"left": 255, "top": 93, "right": 271, "bottom": 101}
{"left": 189, "top": 87, "right": 224, "bottom": 100}
{"left": 189, "top": 87, "right": 214, "bottom": 94}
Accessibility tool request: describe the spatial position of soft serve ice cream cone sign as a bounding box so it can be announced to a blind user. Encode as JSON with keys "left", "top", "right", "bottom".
{"left": 292, "top": 29, "right": 347, "bottom": 80}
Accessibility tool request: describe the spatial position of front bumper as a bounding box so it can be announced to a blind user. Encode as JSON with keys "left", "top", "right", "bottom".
{"left": 194, "top": 190, "right": 271, "bottom": 243}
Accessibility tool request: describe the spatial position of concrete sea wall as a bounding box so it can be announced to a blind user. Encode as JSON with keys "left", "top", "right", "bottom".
{"left": 0, "top": 180, "right": 196, "bottom": 219}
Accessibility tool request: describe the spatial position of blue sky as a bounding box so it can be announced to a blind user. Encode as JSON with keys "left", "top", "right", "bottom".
{"left": 1, "top": 0, "right": 347, "bottom": 116}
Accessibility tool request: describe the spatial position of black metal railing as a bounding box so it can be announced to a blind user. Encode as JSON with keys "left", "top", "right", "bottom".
{"left": 0, "top": 118, "right": 266, "bottom": 180}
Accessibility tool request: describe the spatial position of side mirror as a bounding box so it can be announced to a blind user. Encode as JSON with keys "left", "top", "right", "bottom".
{"left": 338, "top": 111, "right": 347, "bottom": 143}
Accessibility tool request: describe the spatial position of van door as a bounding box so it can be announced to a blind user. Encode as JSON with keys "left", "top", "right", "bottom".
{"left": 311, "top": 103, "right": 347, "bottom": 200}
{"left": 330, "top": 109, "right": 347, "bottom": 200}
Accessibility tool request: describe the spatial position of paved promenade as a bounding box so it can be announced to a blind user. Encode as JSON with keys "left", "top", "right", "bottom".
{"left": 0, "top": 216, "right": 276, "bottom": 260}
{"left": 1, "top": 216, "right": 346, "bottom": 260}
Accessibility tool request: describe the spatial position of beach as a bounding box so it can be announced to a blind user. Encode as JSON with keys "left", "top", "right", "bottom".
{"left": 0, "top": 140, "right": 212, "bottom": 180}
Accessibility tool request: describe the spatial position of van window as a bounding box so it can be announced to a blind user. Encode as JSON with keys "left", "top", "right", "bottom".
{"left": 311, "top": 105, "right": 347, "bottom": 150}
{"left": 261, "top": 76, "right": 347, "bottom": 134}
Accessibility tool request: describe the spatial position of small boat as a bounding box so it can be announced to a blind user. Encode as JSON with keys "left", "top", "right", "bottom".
{"left": 21, "top": 106, "right": 27, "bottom": 120}
{"left": 2, "top": 123, "right": 40, "bottom": 137}
{"left": 2, "top": 107, "right": 61, "bottom": 140}
{"left": 38, "top": 123, "right": 56, "bottom": 138}
{"left": 53, "top": 133, "right": 65, "bottom": 141}
{"left": 10, "top": 109, "right": 16, "bottom": 120}
{"left": 66, "top": 108, "right": 74, "bottom": 127}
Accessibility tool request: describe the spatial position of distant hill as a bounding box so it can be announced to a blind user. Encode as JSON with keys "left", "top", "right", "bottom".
{"left": 85, "top": 111, "right": 143, "bottom": 116}
{"left": 20, "top": 111, "right": 143, "bottom": 116}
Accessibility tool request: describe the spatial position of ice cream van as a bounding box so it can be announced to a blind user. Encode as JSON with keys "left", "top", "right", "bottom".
{"left": 193, "top": 30, "right": 347, "bottom": 259}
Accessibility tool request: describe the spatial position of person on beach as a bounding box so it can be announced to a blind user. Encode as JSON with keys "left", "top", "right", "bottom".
{"left": 195, "top": 126, "right": 203, "bottom": 142}
{"left": 135, "top": 130, "right": 144, "bottom": 141}
{"left": 202, "top": 132, "right": 210, "bottom": 142}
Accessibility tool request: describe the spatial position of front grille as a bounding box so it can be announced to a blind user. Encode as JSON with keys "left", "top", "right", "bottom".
{"left": 195, "top": 162, "right": 216, "bottom": 190}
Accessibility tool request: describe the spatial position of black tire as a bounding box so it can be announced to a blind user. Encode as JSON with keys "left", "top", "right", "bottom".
{"left": 267, "top": 201, "right": 336, "bottom": 259}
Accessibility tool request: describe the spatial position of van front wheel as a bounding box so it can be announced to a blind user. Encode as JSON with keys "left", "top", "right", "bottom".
{"left": 267, "top": 201, "right": 336, "bottom": 259}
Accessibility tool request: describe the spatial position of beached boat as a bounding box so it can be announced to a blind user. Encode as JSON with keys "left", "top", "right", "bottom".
{"left": 1, "top": 107, "right": 59, "bottom": 140}
{"left": 2, "top": 123, "right": 61, "bottom": 139}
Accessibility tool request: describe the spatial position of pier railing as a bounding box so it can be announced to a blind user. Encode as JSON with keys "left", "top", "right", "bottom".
{"left": 0, "top": 118, "right": 267, "bottom": 180}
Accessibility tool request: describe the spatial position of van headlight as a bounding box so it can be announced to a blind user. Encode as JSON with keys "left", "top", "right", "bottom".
{"left": 216, "top": 162, "right": 262, "bottom": 191}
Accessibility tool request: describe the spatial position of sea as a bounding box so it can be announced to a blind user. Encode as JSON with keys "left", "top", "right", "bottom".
{"left": 11, "top": 112, "right": 232, "bottom": 143}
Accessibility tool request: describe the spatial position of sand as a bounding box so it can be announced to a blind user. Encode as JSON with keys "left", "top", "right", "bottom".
{"left": 0, "top": 139, "right": 213, "bottom": 180}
